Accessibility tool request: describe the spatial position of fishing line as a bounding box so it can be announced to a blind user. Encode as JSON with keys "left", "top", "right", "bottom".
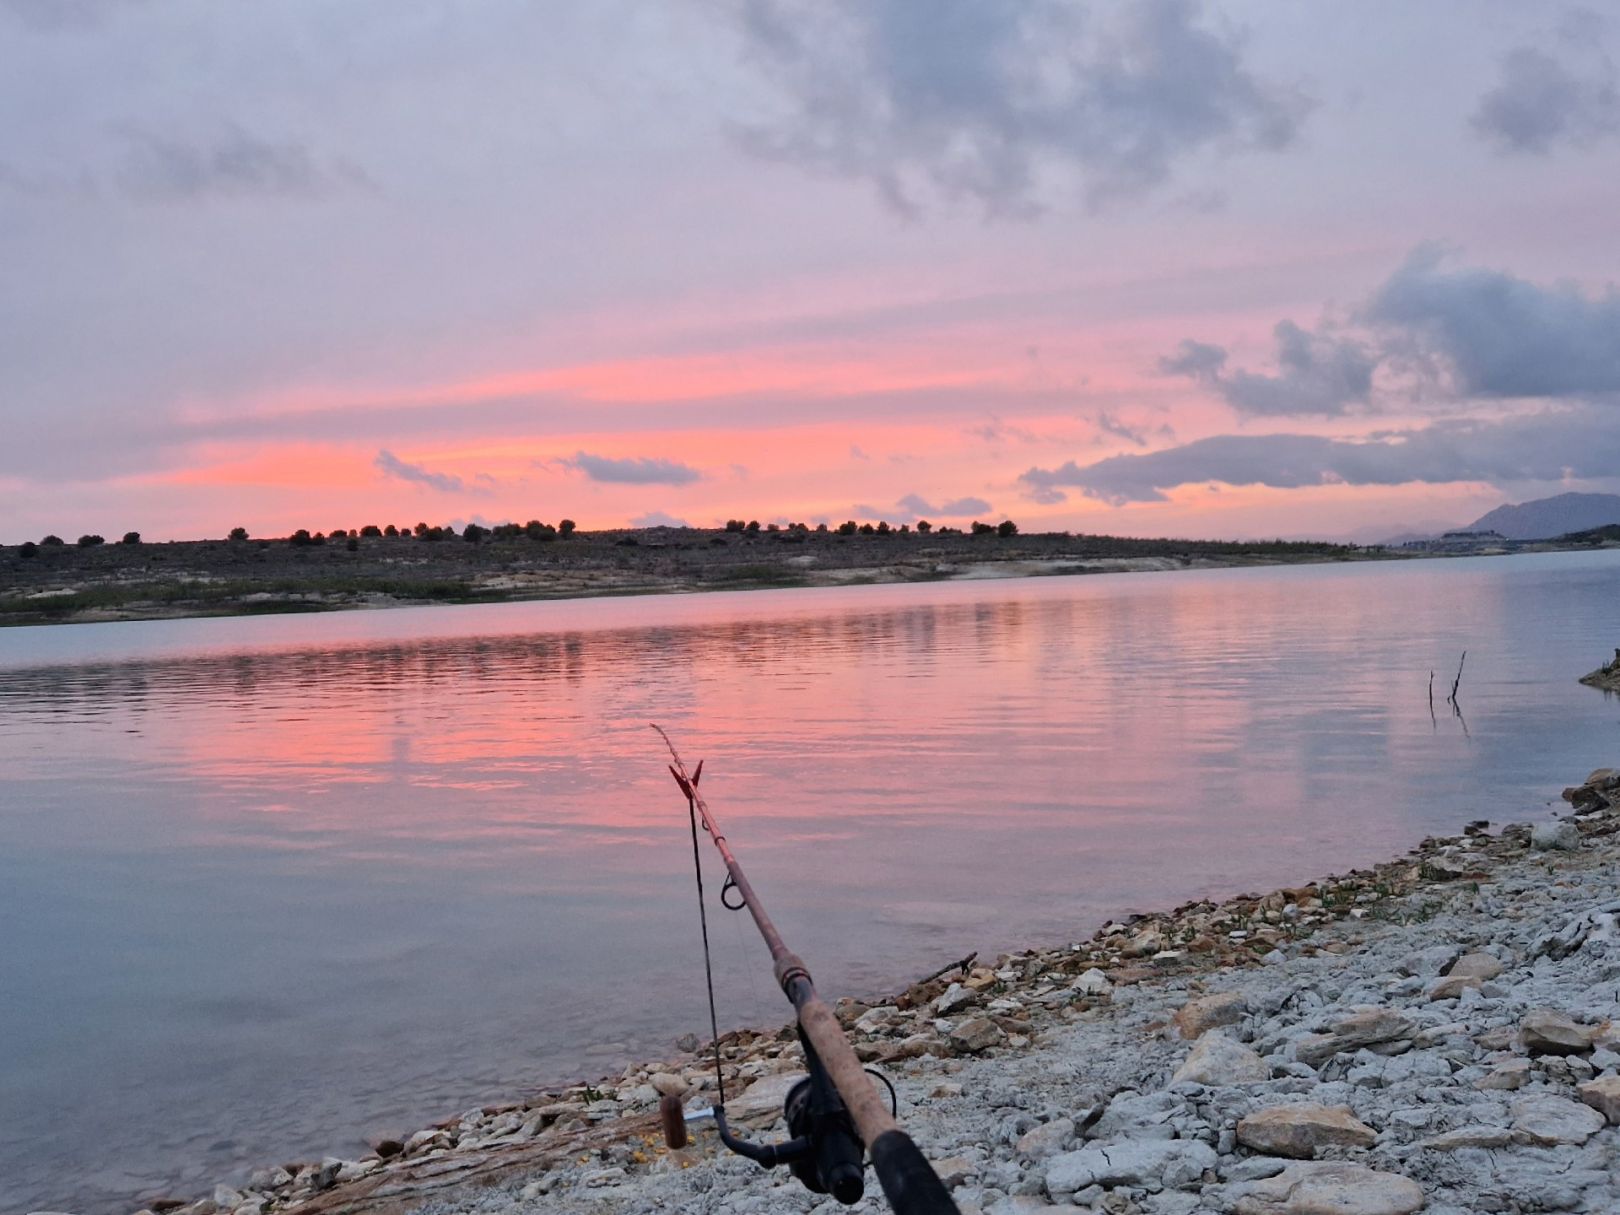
{"left": 685, "top": 788, "right": 727, "bottom": 1108}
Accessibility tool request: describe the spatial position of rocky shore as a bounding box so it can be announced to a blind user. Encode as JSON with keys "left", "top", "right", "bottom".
{"left": 1577, "top": 651, "right": 1620, "bottom": 693}
{"left": 95, "top": 770, "right": 1620, "bottom": 1215}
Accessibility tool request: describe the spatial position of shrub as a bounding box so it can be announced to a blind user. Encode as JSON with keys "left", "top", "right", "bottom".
{"left": 329, "top": 528, "right": 349, "bottom": 539}
{"left": 121, "top": 531, "right": 141, "bottom": 545}
{"left": 228, "top": 527, "right": 248, "bottom": 541}
{"left": 462, "top": 523, "right": 488, "bottom": 543}
{"left": 916, "top": 520, "right": 932, "bottom": 533}
{"left": 77, "top": 534, "right": 105, "bottom": 547}
{"left": 971, "top": 521, "right": 995, "bottom": 535}
{"left": 383, "top": 524, "right": 399, "bottom": 537}
{"left": 19, "top": 541, "right": 37, "bottom": 558}
{"left": 876, "top": 521, "right": 890, "bottom": 535}
{"left": 836, "top": 520, "right": 858, "bottom": 535}
{"left": 558, "top": 519, "right": 576, "bottom": 536}
{"left": 360, "top": 525, "right": 383, "bottom": 538}
{"left": 858, "top": 523, "right": 875, "bottom": 535}
{"left": 745, "top": 520, "right": 761, "bottom": 534}
{"left": 41, "top": 534, "right": 64, "bottom": 546}
{"left": 346, "top": 537, "right": 359, "bottom": 551}
{"left": 290, "top": 528, "right": 317, "bottom": 546}
{"left": 997, "top": 519, "right": 1018, "bottom": 537}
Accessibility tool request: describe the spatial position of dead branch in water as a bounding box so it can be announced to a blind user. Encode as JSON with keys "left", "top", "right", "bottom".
{"left": 1447, "top": 651, "right": 1467, "bottom": 707}
{"left": 918, "top": 951, "right": 978, "bottom": 985}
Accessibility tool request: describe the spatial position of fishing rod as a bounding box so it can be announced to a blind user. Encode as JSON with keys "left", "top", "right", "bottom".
{"left": 652, "top": 725, "right": 960, "bottom": 1215}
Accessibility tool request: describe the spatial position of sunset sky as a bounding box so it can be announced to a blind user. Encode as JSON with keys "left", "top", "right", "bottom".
{"left": 4, "top": 0, "right": 1620, "bottom": 542}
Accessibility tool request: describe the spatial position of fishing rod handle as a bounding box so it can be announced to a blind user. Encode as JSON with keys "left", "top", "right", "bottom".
{"left": 869, "top": 1130, "right": 960, "bottom": 1215}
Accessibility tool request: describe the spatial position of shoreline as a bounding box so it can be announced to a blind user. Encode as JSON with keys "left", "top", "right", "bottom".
{"left": 4, "top": 528, "right": 1612, "bottom": 629}
{"left": 106, "top": 767, "right": 1620, "bottom": 1215}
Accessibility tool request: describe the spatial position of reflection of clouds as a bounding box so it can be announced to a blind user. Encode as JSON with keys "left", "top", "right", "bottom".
{"left": 0, "top": 599, "right": 1046, "bottom": 713}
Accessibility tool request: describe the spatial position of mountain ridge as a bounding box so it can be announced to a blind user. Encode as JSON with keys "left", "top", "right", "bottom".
{"left": 1464, "top": 492, "right": 1620, "bottom": 540}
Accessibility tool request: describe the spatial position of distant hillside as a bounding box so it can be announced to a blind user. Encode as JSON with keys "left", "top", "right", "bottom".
{"left": 1562, "top": 523, "right": 1620, "bottom": 544}
{"left": 1464, "top": 492, "right": 1620, "bottom": 541}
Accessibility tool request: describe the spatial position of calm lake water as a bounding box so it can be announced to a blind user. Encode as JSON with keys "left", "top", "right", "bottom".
{"left": 3, "top": 551, "right": 1619, "bottom": 1212}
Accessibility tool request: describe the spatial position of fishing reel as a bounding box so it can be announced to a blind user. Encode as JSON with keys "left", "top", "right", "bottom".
{"left": 659, "top": 1031, "right": 896, "bottom": 1206}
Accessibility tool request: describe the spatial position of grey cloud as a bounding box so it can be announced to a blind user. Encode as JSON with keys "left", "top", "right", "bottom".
{"left": 630, "top": 510, "right": 690, "bottom": 527}
{"left": 1019, "top": 406, "right": 1620, "bottom": 505}
{"left": 116, "top": 126, "right": 371, "bottom": 202}
{"left": 1160, "top": 320, "right": 1376, "bottom": 416}
{"left": 967, "top": 417, "right": 1039, "bottom": 444}
{"left": 374, "top": 449, "right": 468, "bottom": 493}
{"left": 735, "top": 0, "right": 1310, "bottom": 215}
{"left": 1471, "top": 46, "right": 1618, "bottom": 154}
{"left": 566, "top": 451, "right": 702, "bottom": 485}
{"left": 1158, "top": 338, "right": 1227, "bottom": 379}
{"left": 853, "top": 493, "right": 991, "bottom": 523}
{"left": 1367, "top": 245, "right": 1620, "bottom": 398}
{"left": 1095, "top": 411, "right": 1149, "bottom": 446}
{"left": 894, "top": 492, "right": 992, "bottom": 519}
{"left": 1024, "top": 482, "right": 1068, "bottom": 506}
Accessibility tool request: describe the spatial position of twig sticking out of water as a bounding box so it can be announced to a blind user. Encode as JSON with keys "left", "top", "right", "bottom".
{"left": 1428, "top": 669, "right": 1436, "bottom": 726}
{"left": 1447, "top": 651, "right": 1467, "bottom": 708}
